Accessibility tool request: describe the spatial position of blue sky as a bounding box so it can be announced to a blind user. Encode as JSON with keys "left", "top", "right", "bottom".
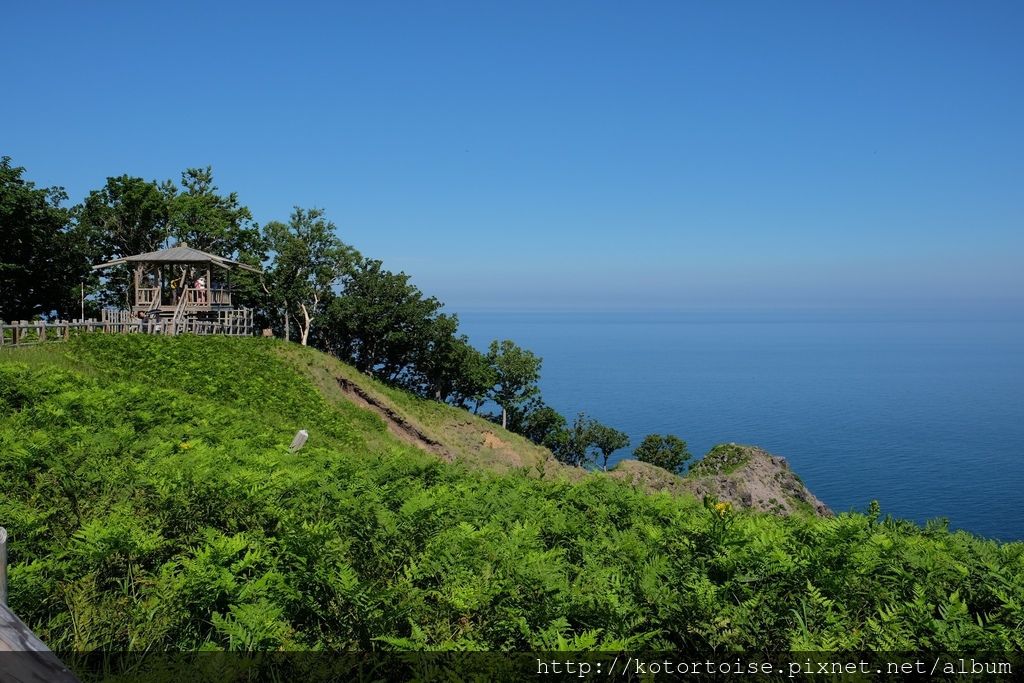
{"left": 5, "top": 1, "right": 1022, "bottom": 313}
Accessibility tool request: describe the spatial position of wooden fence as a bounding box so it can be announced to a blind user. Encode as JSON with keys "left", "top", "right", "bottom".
{"left": 1, "top": 309, "right": 255, "bottom": 348}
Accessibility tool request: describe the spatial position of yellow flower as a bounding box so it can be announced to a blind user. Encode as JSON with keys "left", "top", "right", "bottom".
{"left": 713, "top": 501, "right": 731, "bottom": 517}
{"left": 178, "top": 440, "right": 194, "bottom": 451}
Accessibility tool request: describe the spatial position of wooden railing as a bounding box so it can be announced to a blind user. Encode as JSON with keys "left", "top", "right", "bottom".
{"left": 1, "top": 310, "right": 255, "bottom": 347}
{"left": 132, "top": 288, "right": 231, "bottom": 310}
{"left": 211, "top": 287, "right": 231, "bottom": 305}
{"left": 179, "top": 287, "right": 231, "bottom": 308}
{"left": 136, "top": 287, "right": 160, "bottom": 306}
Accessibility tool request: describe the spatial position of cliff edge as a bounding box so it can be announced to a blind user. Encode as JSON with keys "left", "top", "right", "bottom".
{"left": 612, "top": 443, "right": 831, "bottom": 517}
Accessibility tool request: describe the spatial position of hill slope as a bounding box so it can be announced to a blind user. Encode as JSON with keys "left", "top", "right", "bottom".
{"left": 1, "top": 335, "right": 1022, "bottom": 654}
{"left": 273, "top": 340, "right": 829, "bottom": 513}
{"left": 271, "top": 342, "right": 561, "bottom": 474}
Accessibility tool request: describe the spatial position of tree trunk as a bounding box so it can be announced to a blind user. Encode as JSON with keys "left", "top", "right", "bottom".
{"left": 299, "top": 302, "right": 312, "bottom": 346}
{"left": 502, "top": 407, "right": 507, "bottom": 430}
{"left": 283, "top": 309, "right": 290, "bottom": 342}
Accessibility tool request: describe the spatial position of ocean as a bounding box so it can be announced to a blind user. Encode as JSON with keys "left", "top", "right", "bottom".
{"left": 458, "top": 311, "right": 1024, "bottom": 541}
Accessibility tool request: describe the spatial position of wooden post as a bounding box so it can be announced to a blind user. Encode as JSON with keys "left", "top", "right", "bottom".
{"left": 133, "top": 265, "right": 142, "bottom": 309}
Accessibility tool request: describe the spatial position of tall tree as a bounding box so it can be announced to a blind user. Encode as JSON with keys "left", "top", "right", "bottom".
{"left": 78, "top": 174, "right": 174, "bottom": 308}
{"left": 412, "top": 316, "right": 494, "bottom": 402}
{"left": 168, "top": 167, "right": 262, "bottom": 259}
{"left": 263, "top": 207, "right": 355, "bottom": 346}
{"left": 442, "top": 340, "right": 497, "bottom": 410}
{"left": 486, "top": 339, "right": 542, "bottom": 430}
{"left": 320, "top": 259, "right": 444, "bottom": 379}
{"left": 0, "top": 157, "right": 87, "bottom": 319}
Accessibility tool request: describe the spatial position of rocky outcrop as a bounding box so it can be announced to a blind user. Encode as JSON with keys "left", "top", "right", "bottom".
{"left": 611, "top": 443, "right": 831, "bottom": 517}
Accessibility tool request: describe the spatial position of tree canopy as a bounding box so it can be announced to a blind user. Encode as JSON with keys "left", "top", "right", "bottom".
{"left": 589, "top": 423, "right": 630, "bottom": 471}
{"left": 79, "top": 174, "right": 174, "bottom": 308}
{"left": 263, "top": 207, "right": 356, "bottom": 345}
{"left": 168, "top": 167, "right": 263, "bottom": 260}
{"left": 486, "top": 339, "right": 542, "bottom": 429}
{"left": 634, "top": 433, "right": 692, "bottom": 474}
{"left": 320, "top": 258, "right": 444, "bottom": 377}
{"left": 0, "top": 157, "right": 88, "bottom": 319}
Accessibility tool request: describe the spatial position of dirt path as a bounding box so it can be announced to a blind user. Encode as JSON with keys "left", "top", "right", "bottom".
{"left": 337, "top": 377, "right": 454, "bottom": 462}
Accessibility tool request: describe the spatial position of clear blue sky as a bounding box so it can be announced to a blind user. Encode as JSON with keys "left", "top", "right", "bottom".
{"left": 5, "top": 1, "right": 1022, "bottom": 314}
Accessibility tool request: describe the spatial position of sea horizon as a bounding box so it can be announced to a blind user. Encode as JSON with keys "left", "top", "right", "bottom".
{"left": 458, "top": 309, "right": 1024, "bottom": 541}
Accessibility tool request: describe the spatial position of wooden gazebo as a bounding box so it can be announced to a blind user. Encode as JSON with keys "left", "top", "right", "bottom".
{"left": 92, "top": 244, "right": 261, "bottom": 335}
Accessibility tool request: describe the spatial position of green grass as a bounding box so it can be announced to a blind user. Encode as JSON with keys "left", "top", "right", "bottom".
{"left": 274, "top": 342, "right": 557, "bottom": 473}
{"left": 689, "top": 443, "right": 753, "bottom": 476}
{"left": 1, "top": 335, "right": 1023, "bottom": 655}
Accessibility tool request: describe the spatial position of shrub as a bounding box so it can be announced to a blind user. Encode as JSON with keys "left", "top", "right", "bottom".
{"left": 633, "top": 433, "right": 691, "bottom": 474}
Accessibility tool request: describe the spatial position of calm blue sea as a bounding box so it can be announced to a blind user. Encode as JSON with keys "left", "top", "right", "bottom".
{"left": 458, "top": 312, "right": 1024, "bottom": 541}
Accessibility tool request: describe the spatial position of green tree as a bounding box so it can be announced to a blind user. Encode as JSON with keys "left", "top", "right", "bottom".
{"left": 77, "top": 174, "right": 175, "bottom": 309}
{"left": 442, "top": 339, "right": 496, "bottom": 410}
{"left": 168, "top": 167, "right": 267, "bottom": 312}
{"left": 486, "top": 339, "right": 542, "bottom": 430}
{"left": 551, "top": 412, "right": 597, "bottom": 466}
{"left": 414, "top": 318, "right": 496, "bottom": 404}
{"left": 168, "top": 167, "right": 262, "bottom": 259}
{"left": 321, "top": 258, "right": 446, "bottom": 378}
{"left": 508, "top": 400, "right": 570, "bottom": 448}
{"left": 590, "top": 423, "right": 630, "bottom": 471}
{"left": 263, "top": 207, "right": 356, "bottom": 345}
{"left": 0, "top": 157, "right": 87, "bottom": 319}
{"left": 633, "top": 434, "right": 692, "bottom": 474}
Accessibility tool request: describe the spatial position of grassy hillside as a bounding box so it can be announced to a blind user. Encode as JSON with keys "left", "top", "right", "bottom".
{"left": 272, "top": 342, "right": 561, "bottom": 474}
{"left": 1, "top": 335, "right": 1023, "bottom": 653}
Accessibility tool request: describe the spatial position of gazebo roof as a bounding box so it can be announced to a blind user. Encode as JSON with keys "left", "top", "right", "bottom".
{"left": 92, "top": 245, "right": 263, "bottom": 273}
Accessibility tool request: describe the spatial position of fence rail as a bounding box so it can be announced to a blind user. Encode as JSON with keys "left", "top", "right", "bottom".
{"left": 1, "top": 309, "right": 254, "bottom": 347}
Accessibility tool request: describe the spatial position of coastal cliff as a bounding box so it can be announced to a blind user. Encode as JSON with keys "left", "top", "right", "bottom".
{"left": 612, "top": 443, "right": 831, "bottom": 516}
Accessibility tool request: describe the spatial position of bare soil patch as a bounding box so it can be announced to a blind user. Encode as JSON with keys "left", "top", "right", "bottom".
{"left": 482, "top": 432, "right": 506, "bottom": 449}
{"left": 337, "top": 377, "right": 454, "bottom": 461}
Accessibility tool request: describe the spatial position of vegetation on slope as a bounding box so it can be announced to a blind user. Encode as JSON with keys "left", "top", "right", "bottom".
{"left": 6, "top": 156, "right": 703, "bottom": 486}
{"left": 2, "top": 335, "right": 1023, "bottom": 654}
{"left": 273, "top": 342, "right": 558, "bottom": 473}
